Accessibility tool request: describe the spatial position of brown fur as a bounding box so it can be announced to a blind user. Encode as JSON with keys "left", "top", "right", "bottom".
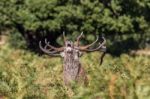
{"left": 62, "top": 46, "right": 88, "bottom": 86}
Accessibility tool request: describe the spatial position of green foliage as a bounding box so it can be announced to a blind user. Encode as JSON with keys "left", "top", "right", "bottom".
{"left": 8, "top": 30, "right": 27, "bottom": 49}
{"left": 0, "top": 1, "right": 150, "bottom": 98}
{"left": 0, "top": 40, "right": 150, "bottom": 99}
{"left": 0, "top": 0, "right": 149, "bottom": 50}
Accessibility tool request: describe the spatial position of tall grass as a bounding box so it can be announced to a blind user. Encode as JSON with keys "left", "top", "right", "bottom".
{"left": 0, "top": 42, "right": 150, "bottom": 99}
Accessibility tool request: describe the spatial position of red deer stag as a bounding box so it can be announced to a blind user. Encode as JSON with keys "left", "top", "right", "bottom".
{"left": 39, "top": 32, "right": 106, "bottom": 86}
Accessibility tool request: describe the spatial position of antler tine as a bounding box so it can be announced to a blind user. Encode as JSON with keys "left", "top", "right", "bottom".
{"left": 45, "top": 39, "right": 64, "bottom": 51}
{"left": 78, "top": 35, "right": 99, "bottom": 50}
{"left": 78, "top": 37, "right": 106, "bottom": 52}
{"left": 39, "top": 41, "right": 60, "bottom": 55}
{"left": 76, "top": 32, "right": 83, "bottom": 46}
{"left": 77, "top": 32, "right": 83, "bottom": 40}
{"left": 63, "top": 31, "right": 67, "bottom": 43}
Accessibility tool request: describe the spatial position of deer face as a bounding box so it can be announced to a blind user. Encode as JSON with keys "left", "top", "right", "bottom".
{"left": 60, "top": 40, "right": 82, "bottom": 59}
{"left": 65, "top": 41, "right": 74, "bottom": 53}
{"left": 39, "top": 32, "right": 106, "bottom": 64}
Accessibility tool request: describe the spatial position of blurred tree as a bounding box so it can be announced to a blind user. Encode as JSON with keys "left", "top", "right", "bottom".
{"left": 0, "top": 0, "right": 150, "bottom": 53}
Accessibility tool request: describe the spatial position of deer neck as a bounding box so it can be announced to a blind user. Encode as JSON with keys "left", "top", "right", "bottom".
{"left": 63, "top": 51, "right": 81, "bottom": 80}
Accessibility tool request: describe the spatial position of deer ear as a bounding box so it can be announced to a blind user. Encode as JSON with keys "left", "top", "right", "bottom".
{"left": 60, "top": 52, "right": 65, "bottom": 57}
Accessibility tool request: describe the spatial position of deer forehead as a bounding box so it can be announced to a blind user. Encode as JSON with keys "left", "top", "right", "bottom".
{"left": 65, "top": 41, "right": 73, "bottom": 45}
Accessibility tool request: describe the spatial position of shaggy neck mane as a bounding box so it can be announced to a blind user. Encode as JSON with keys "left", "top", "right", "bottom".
{"left": 63, "top": 51, "right": 80, "bottom": 80}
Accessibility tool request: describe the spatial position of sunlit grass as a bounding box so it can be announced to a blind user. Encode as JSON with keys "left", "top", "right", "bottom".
{"left": 0, "top": 43, "right": 150, "bottom": 99}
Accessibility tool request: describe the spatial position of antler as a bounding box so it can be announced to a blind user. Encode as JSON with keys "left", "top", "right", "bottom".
{"left": 78, "top": 36, "right": 99, "bottom": 50}
{"left": 63, "top": 31, "right": 67, "bottom": 43}
{"left": 76, "top": 36, "right": 106, "bottom": 65}
{"left": 76, "top": 32, "right": 83, "bottom": 46}
{"left": 39, "top": 40, "right": 64, "bottom": 56}
{"left": 78, "top": 37, "right": 106, "bottom": 52}
{"left": 44, "top": 39, "right": 64, "bottom": 51}
{"left": 75, "top": 32, "right": 106, "bottom": 51}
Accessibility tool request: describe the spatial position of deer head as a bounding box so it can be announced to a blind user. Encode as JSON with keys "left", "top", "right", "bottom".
{"left": 39, "top": 32, "right": 106, "bottom": 85}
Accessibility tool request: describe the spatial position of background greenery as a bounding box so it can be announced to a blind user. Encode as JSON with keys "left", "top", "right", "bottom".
{"left": 0, "top": 0, "right": 150, "bottom": 99}
{"left": 0, "top": 0, "right": 150, "bottom": 53}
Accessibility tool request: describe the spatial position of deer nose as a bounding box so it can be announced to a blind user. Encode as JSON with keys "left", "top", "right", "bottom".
{"left": 67, "top": 43, "right": 71, "bottom": 47}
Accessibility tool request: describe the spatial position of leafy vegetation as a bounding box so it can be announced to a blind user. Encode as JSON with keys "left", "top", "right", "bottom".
{"left": 0, "top": 40, "right": 150, "bottom": 99}
{"left": 0, "top": 0, "right": 150, "bottom": 50}
{"left": 0, "top": 0, "right": 150, "bottom": 99}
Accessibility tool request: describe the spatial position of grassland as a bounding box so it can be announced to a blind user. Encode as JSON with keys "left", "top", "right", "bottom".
{"left": 0, "top": 42, "right": 150, "bottom": 99}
